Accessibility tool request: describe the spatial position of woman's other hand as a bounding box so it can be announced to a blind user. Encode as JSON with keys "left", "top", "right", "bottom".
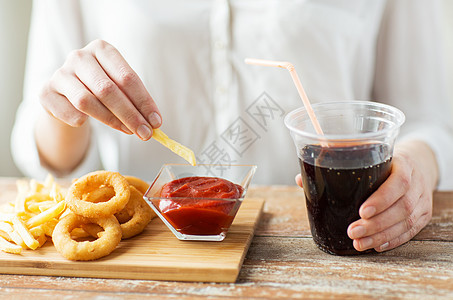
{"left": 347, "top": 140, "right": 438, "bottom": 252}
{"left": 295, "top": 140, "right": 438, "bottom": 252}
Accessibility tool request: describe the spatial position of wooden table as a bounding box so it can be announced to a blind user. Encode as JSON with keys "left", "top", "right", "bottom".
{"left": 0, "top": 179, "right": 452, "bottom": 299}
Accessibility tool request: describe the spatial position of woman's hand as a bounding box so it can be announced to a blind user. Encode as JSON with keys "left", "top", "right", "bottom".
{"left": 346, "top": 140, "right": 438, "bottom": 252}
{"left": 295, "top": 140, "right": 438, "bottom": 252}
{"left": 36, "top": 39, "right": 161, "bottom": 174}
{"left": 40, "top": 39, "right": 162, "bottom": 140}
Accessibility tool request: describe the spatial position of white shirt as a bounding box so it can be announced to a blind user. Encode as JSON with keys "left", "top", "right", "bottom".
{"left": 12, "top": 0, "right": 453, "bottom": 189}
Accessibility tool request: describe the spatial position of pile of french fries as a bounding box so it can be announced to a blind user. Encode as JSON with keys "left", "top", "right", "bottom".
{"left": 0, "top": 174, "right": 66, "bottom": 254}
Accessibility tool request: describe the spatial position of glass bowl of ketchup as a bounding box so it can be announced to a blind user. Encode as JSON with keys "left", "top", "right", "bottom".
{"left": 143, "top": 164, "right": 257, "bottom": 241}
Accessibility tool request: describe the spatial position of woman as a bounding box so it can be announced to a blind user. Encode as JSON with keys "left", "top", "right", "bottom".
{"left": 12, "top": 0, "right": 453, "bottom": 253}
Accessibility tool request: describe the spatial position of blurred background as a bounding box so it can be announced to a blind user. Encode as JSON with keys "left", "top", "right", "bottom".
{"left": 1, "top": 0, "right": 453, "bottom": 177}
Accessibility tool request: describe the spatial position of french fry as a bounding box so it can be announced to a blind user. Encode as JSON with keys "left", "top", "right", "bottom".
{"left": 0, "top": 222, "right": 16, "bottom": 244}
{"left": 152, "top": 128, "right": 196, "bottom": 166}
{"left": 26, "top": 200, "right": 54, "bottom": 213}
{"left": 70, "top": 228, "right": 92, "bottom": 239}
{"left": 30, "top": 225, "right": 48, "bottom": 247}
{"left": 26, "top": 200, "right": 55, "bottom": 213}
{"left": 15, "top": 179, "right": 29, "bottom": 213}
{"left": 59, "top": 208, "right": 72, "bottom": 220}
{"left": 26, "top": 201, "right": 65, "bottom": 228}
{"left": 0, "top": 222, "right": 14, "bottom": 233}
{"left": 81, "top": 223, "right": 104, "bottom": 238}
{"left": 43, "top": 173, "right": 55, "bottom": 190}
{"left": 36, "top": 234, "right": 47, "bottom": 247}
{"left": 8, "top": 230, "right": 26, "bottom": 248}
{"left": 12, "top": 216, "right": 40, "bottom": 250}
{"left": 25, "top": 193, "right": 52, "bottom": 203}
{"left": 0, "top": 230, "right": 12, "bottom": 242}
{"left": 16, "top": 211, "right": 34, "bottom": 220}
{"left": 0, "top": 212, "right": 14, "bottom": 222}
{"left": 41, "top": 219, "right": 59, "bottom": 237}
{"left": 50, "top": 182, "right": 64, "bottom": 202}
{"left": 29, "top": 179, "right": 44, "bottom": 193}
{"left": 29, "top": 225, "right": 44, "bottom": 238}
{"left": 0, "top": 236, "right": 22, "bottom": 254}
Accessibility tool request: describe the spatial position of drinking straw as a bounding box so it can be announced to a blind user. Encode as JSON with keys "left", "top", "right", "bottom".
{"left": 244, "top": 58, "right": 325, "bottom": 136}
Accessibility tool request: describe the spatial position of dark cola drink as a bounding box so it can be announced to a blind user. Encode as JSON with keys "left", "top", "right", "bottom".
{"left": 299, "top": 143, "right": 392, "bottom": 255}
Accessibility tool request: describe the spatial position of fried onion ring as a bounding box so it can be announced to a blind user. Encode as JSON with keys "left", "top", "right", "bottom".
{"left": 66, "top": 171, "right": 130, "bottom": 218}
{"left": 81, "top": 223, "right": 103, "bottom": 238}
{"left": 115, "top": 186, "right": 155, "bottom": 239}
{"left": 80, "top": 185, "right": 155, "bottom": 239}
{"left": 124, "top": 176, "right": 150, "bottom": 195}
{"left": 52, "top": 213, "right": 121, "bottom": 261}
{"left": 83, "top": 186, "right": 115, "bottom": 203}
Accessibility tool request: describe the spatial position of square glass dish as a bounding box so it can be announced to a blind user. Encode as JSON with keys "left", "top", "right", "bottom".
{"left": 143, "top": 164, "right": 257, "bottom": 241}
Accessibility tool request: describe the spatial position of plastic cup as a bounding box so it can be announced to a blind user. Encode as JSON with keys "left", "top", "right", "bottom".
{"left": 284, "top": 101, "right": 405, "bottom": 255}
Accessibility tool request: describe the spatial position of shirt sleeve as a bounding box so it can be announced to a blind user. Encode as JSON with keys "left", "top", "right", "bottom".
{"left": 10, "top": 0, "right": 102, "bottom": 180}
{"left": 372, "top": 0, "right": 453, "bottom": 190}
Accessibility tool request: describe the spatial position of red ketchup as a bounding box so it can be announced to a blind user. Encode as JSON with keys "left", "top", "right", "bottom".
{"left": 159, "top": 177, "right": 244, "bottom": 235}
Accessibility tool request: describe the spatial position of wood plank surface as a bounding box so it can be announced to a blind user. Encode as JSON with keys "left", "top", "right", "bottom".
{"left": 240, "top": 237, "right": 453, "bottom": 299}
{"left": 0, "top": 180, "right": 452, "bottom": 299}
{"left": 0, "top": 237, "right": 451, "bottom": 299}
{"left": 249, "top": 186, "right": 453, "bottom": 241}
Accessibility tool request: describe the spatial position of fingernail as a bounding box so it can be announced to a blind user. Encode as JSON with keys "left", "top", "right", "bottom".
{"left": 378, "top": 242, "right": 389, "bottom": 252}
{"left": 349, "top": 226, "right": 366, "bottom": 239}
{"left": 295, "top": 174, "right": 302, "bottom": 187}
{"left": 361, "top": 206, "right": 376, "bottom": 219}
{"left": 137, "top": 124, "right": 152, "bottom": 140}
{"left": 360, "top": 237, "right": 373, "bottom": 249}
{"left": 148, "top": 112, "right": 162, "bottom": 128}
{"left": 121, "top": 125, "right": 133, "bottom": 134}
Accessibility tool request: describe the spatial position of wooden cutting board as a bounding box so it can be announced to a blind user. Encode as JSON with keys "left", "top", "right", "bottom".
{"left": 0, "top": 197, "right": 264, "bottom": 283}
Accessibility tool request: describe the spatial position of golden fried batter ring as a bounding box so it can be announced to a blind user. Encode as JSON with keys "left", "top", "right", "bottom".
{"left": 83, "top": 186, "right": 115, "bottom": 203}
{"left": 66, "top": 171, "right": 130, "bottom": 218}
{"left": 81, "top": 223, "right": 103, "bottom": 238}
{"left": 115, "top": 186, "right": 155, "bottom": 239}
{"left": 52, "top": 213, "right": 122, "bottom": 261}
{"left": 124, "top": 175, "right": 150, "bottom": 195}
